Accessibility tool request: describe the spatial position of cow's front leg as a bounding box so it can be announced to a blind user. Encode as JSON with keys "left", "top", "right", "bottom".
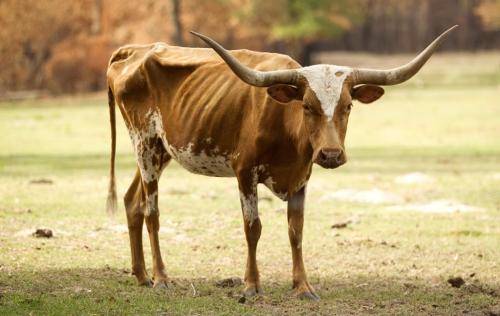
{"left": 237, "top": 172, "right": 263, "bottom": 297}
{"left": 288, "top": 186, "right": 320, "bottom": 301}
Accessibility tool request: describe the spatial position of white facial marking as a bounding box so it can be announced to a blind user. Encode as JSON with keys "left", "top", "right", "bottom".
{"left": 298, "top": 65, "right": 351, "bottom": 120}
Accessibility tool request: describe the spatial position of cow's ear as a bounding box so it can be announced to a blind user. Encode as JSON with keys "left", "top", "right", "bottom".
{"left": 267, "top": 84, "right": 301, "bottom": 103}
{"left": 352, "top": 85, "right": 384, "bottom": 104}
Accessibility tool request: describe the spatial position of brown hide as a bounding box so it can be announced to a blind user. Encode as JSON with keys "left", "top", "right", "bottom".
{"left": 107, "top": 43, "right": 313, "bottom": 199}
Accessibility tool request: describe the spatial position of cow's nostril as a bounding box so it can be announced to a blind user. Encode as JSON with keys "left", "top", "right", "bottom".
{"left": 320, "top": 148, "right": 342, "bottom": 160}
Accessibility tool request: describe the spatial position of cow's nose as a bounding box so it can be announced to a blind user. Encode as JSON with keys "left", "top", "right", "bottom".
{"left": 319, "top": 148, "right": 343, "bottom": 162}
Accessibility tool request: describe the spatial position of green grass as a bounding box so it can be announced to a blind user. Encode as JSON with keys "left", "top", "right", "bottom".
{"left": 1, "top": 55, "right": 500, "bottom": 315}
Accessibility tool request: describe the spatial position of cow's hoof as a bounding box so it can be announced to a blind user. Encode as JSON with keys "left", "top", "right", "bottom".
{"left": 297, "top": 291, "right": 320, "bottom": 301}
{"left": 139, "top": 278, "right": 153, "bottom": 288}
{"left": 293, "top": 280, "right": 320, "bottom": 301}
{"left": 153, "top": 279, "right": 170, "bottom": 289}
{"left": 243, "top": 286, "right": 263, "bottom": 298}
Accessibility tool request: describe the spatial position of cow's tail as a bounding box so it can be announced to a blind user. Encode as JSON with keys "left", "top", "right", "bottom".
{"left": 106, "top": 86, "right": 117, "bottom": 214}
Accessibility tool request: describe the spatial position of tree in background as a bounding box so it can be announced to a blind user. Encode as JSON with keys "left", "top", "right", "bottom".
{"left": 0, "top": 0, "right": 173, "bottom": 93}
{"left": 171, "top": 0, "right": 184, "bottom": 45}
{"left": 1, "top": 0, "right": 499, "bottom": 95}
{"left": 475, "top": 0, "right": 500, "bottom": 30}
{"left": 0, "top": 0, "right": 91, "bottom": 92}
{"left": 242, "top": 0, "right": 363, "bottom": 65}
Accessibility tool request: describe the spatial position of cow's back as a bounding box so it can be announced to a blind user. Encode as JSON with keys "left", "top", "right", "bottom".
{"left": 107, "top": 42, "right": 301, "bottom": 177}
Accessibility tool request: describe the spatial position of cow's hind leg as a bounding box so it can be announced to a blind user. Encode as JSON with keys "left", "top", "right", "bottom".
{"left": 124, "top": 168, "right": 151, "bottom": 286}
{"left": 237, "top": 170, "right": 263, "bottom": 297}
{"left": 135, "top": 135, "right": 171, "bottom": 288}
{"left": 287, "top": 186, "right": 319, "bottom": 300}
{"left": 143, "top": 176, "right": 170, "bottom": 288}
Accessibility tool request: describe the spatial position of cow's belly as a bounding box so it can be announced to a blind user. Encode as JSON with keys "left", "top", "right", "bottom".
{"left": 163, "top": 141, "right": 235, "bottom": 177}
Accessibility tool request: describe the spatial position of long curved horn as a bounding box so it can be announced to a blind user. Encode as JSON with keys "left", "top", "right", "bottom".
{"left": 190, "top": 31, "right": 300, "bottom": 87}
{"left": 352, "top": 25, "right": 458, "bottom": 86}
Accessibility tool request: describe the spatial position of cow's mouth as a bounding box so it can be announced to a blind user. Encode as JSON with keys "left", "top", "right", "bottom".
{"left": 314, "top": 153, "right": 346, "bottom": 169}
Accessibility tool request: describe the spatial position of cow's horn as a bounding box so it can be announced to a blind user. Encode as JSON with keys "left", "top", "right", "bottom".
{"left": 190, "top": 31, "right": 300, "bottom": 87}
{"left": 352, "top": 25, "right": 458, "bottom": 86}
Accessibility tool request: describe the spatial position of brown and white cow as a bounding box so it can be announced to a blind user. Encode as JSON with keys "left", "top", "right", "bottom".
{"left": 105, "top": 26, "right": 457, "bottom": 300}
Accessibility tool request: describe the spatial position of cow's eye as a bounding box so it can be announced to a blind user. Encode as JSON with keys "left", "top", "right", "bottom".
{"left": 346, "top": 103, "right": 353, "bottom": 113}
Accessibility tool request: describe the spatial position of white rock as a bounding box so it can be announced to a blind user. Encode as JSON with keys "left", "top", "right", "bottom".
{"left": 320, "top": 188, "right": 403, "bottom": 204}
{"left": 109, "top": 224, "right": 128, "bottom": 233}
{"left": 395, "top": 172, "right": 434, "bottom": 184}
{"left": 387, "top": 200, "right": 482, "bottom": 213}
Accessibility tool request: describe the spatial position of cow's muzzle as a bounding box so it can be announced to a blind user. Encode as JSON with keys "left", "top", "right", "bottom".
{"left": 315, "top": 147, "right": 346, "bottom": 169}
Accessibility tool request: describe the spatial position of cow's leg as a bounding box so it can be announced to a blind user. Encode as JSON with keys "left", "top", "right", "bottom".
{"left": 143, "top": 177, "right": 170, "bottom": 288}
{"left": 287, "top": 186, "right": 320, "bottom": 300}
{"left": 124, "top": 168, "right": 151, "bottom": 286}
{"left": 237, "top": 171, "right": 262, "bottom": 297}
{"left": 136, "top": 137, "right": 171, "bottom": 288}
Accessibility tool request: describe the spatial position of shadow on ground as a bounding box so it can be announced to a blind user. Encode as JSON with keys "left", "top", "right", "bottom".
{"left": 1, "top": 267, "right": 498, "bottom": 315}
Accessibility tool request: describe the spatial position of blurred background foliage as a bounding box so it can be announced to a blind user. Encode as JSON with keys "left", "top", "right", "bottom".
{"left": 1, "top": 0, "right": 499, "bottom": 95}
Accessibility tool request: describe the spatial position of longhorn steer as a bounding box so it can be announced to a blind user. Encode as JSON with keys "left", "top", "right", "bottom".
{"left": 106, "top": 26, "right": 457, "bottom": 300}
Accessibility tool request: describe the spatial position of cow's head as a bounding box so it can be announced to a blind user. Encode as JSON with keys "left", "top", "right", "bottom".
{"left": 191, "top": 26, "right": 457, "bottom": 169}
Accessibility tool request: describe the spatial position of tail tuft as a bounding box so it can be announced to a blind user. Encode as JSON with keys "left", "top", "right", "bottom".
{"left": 106, "top": 176, "right": 117, "bottom": 214}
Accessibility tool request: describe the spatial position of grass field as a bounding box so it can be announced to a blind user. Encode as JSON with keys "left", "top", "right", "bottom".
{"left": 0, "top": 52, "right": 499, "bottom": 315}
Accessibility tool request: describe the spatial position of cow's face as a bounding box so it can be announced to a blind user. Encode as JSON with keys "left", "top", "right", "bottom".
{"left": 193, "top": 27, "right": 455, "bottom": 168}
{"left": 267, "top": 65, "right": 384, "bottom": 169}
{"left": 193, "top": 27, "right": 454, "bottom": 167}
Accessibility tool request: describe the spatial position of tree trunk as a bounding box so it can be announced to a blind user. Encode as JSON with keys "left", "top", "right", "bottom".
{"left": 91, "top": 0, "right": 102, "bottom": 35}
{"left": 171, "top": 0, "right": 184, "bottom": 45}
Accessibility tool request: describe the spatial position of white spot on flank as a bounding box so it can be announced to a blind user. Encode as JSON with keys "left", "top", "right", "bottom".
{"left": 298, "top": 65, "right": 351, "bottom": 120}
{"left": 165, "top": 142, "right": 234, "bottom": 177}
{"left": 131, "top": 108, "right": 233, "bottom": 178}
